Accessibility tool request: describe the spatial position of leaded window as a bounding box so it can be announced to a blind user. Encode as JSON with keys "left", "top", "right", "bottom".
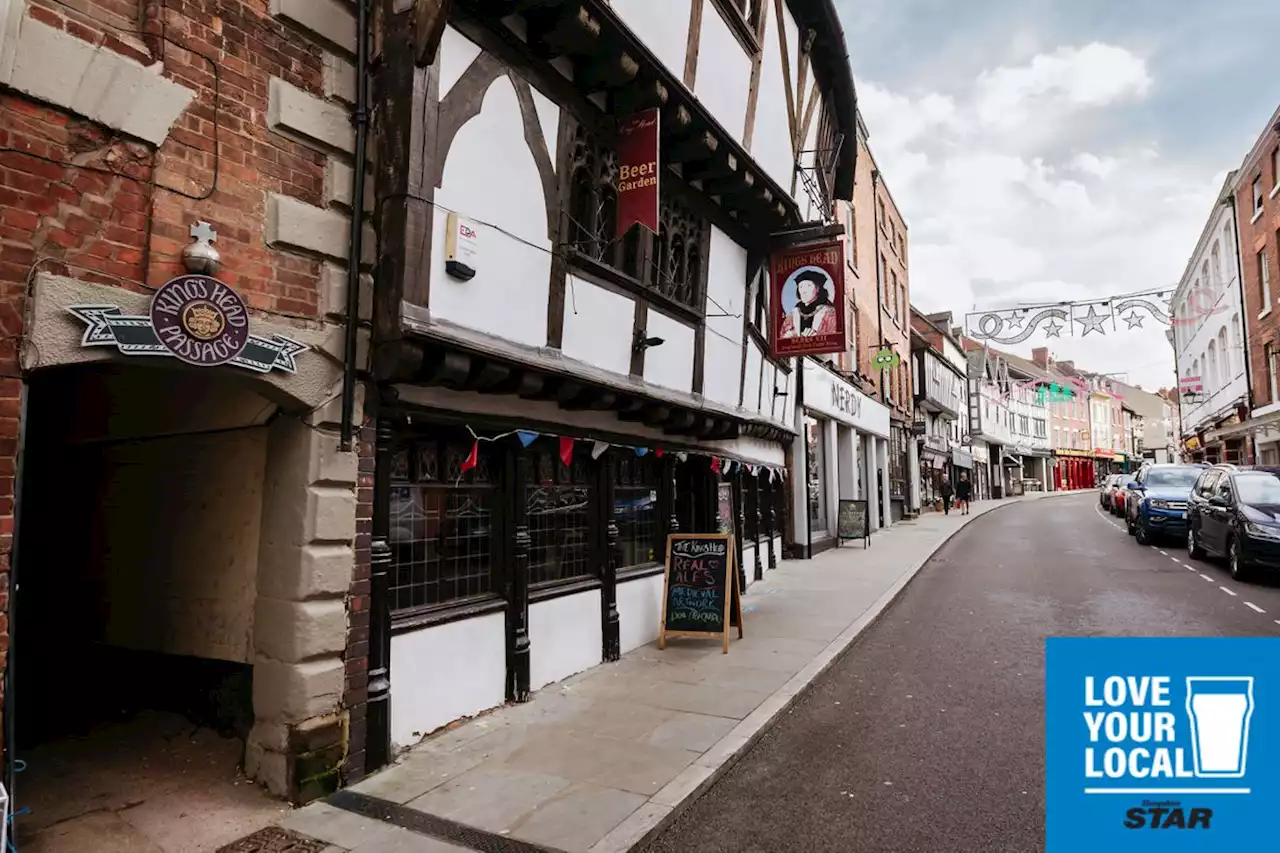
{"left": 613, "top": 451, "right": 661, "bottom": 569}
{"left": 388, "top": 438, "right": 497, "bottom": 612}
{"left": 523, "top": 444, "right": 596, "bottom": 585}
{"left": 559, "top": 117, "right": 710, "bottom": 314}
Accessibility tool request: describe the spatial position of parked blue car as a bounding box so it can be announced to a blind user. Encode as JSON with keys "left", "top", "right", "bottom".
{"left": 1125, "top": 463, "right": 1209, "bottom": 545}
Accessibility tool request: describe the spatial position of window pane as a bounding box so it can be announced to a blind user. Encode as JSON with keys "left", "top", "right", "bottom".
{"left": 614, "top": 451, "right": 659, "bottom": 568}
{"left": 389, "top": 439, "right": 496, "bottom": 612}
{"left": 525, "top": 446, "right": 596, "bottom": 584}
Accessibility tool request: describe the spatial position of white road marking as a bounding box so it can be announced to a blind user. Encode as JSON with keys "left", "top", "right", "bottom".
{"left": 1186, "top": 565, "right": 1197, "bottom": 571}
{"left": 1200, "top": 574, "right": 1215, "bottom": 582}
{"left": 1220, "top": 586, "right": 1238, "bottom": 597}
{"left": 1245, "top": 602, "right": 1266, "bottom": 614}
{"left": 1169, "top": 557, "right": 1181, "bottom": 563}
{"left": 1158, "top": 550, "right": 1168, "bottom": 556}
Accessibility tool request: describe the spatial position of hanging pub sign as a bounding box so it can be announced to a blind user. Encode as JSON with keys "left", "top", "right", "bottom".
{"left": 67, "top": 274, "right": 308, "bottom": 375}
{"left": 769, "top": 239, "right": 846, "bottom": 358}
{"left": 615, "top": 108, "right": 660, "bottom": 237}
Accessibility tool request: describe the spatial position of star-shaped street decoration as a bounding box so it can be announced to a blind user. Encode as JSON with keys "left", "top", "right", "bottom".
{"left": 1006, "top": 312, "right": 1025, "bottom": 329}
{"left": 1123, "top": 311, "right": 1144, "bottom": 329}
{"left": 1044, "top": 320, "right": 1064, "bottom": 338}
{"left": 1075, "top": 304, "right": 1109, "bottom": 337}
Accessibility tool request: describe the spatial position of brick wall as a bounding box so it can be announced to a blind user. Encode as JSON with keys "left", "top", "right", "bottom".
{"left": 1239, "top": 116, "right": 1280, "bottom": 410}
{"left": 0, "top": 0, "right": 366, "bottom": 784}
{"left": 344, "top": 418, "right": 374, "bottom": 783}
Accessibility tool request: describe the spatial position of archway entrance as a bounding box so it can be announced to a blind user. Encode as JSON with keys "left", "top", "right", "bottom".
{"left": 12, "top": 362, "right": 287, "bottom": 852}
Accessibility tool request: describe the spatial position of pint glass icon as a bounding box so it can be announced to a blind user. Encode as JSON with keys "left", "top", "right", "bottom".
{"left": 1185, "top": 677, "right": 1254, "bottom": 777}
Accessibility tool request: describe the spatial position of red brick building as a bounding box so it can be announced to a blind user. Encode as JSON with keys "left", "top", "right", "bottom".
{"left": 1, "top": 0, "right": 370, "bottom": 847}
{"left": 1227, "top": 104, "right": 1280, "bottom": 460}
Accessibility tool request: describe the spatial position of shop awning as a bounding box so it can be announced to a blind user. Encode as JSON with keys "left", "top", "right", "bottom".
{"left": 1206, "top": 409, "right": 1280, "bottom": 442}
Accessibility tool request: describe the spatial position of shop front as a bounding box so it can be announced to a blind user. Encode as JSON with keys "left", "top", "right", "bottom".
{"left": 951, "top": 447, "right": 974, "bottom": 495}
{"left": 1054, "top": 449, "right": 1094, "bottom": 490}
{"left": 970, "top": 440, "right": 991, "bottom": 499}
{"left": 791, "top": 359, "right": 892, "bottom": 554}
{"left": 919, "top": 433, "right": 949, "bottom": 511}
{"left": 1000, "top": 449, "right": 1023, "bottom": 495}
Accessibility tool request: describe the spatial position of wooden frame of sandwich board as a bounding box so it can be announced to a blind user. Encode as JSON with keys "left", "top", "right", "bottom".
{"left": 658, "top": 532, "right": 744, "bottom": 654}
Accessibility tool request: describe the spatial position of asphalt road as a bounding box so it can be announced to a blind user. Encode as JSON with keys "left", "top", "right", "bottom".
{"left": 641, "top": 493, "right": 1280, "bottom": 853}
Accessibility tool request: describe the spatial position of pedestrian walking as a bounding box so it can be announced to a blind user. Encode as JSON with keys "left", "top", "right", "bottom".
{"left": 941, "top": 476, "right": 954, "bottom": 515}
{"left": 956, "top": 472, "right": 972, "bottom": 515}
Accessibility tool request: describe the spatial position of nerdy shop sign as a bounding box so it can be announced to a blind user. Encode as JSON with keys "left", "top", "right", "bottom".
{"left": 770, "top": 240, "right": 847, "bottom": 358}
{"left": 616, "top": 109, "right": 660, "bottom": 238}
{"left": 67, "top": 274, "right": 308, "bottom": 375}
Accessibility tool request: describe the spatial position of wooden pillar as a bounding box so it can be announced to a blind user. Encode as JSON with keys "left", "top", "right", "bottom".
{"left": 507, "top": 446, "right": 531, "bottom": 702}
{"left": 665, "top": 455, "right": 680, "bottom": 535}
{"left": 734, "top": 473, "right": 747, "bottom": 593}
{"left": 601, "top": 453, "right": 621, "bottom": 662}
{"left": 365, "top": 396, "right": 393, "bottom": 773}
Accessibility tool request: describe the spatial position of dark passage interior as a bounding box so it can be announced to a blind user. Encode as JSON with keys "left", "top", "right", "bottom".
{"left": 10, "top": 364, "right": 285, "bottom": 853}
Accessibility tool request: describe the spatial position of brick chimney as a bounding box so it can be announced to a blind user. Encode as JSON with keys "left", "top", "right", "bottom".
{"left": 1057, "top": 361, "right": 1076, "bottom": 375}
{"left": 1031, "top": 347, "right": 1051, "bottom": 368}
{"left": 927, "top": 311, "right": 953, "bottom": 328}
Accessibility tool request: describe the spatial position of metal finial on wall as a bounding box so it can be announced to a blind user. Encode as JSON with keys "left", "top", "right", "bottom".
{"left": 182, "top": 220, "right": 221, "bottom": 274}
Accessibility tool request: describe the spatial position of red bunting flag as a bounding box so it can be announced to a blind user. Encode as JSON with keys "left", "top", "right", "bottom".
{"left": 460, "top": 441, "right": 479, "bottom": 473}
{"left": 559, "top": 436, "right": 575, "bottom": 467}
{"left": 654, "top": 448, "right": 664, "bottom": 458}
{"left": 709, "top": 456, "right": 721, "bottom": 473}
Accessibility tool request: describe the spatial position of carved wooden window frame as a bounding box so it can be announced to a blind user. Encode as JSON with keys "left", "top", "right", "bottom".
{"left": 554, "top": 114, "right": 712, "bottom": 324}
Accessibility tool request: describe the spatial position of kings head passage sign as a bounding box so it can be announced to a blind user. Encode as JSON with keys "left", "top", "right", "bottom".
{"left": 1046, "top": 637, "right": 1278, "bottom": 850}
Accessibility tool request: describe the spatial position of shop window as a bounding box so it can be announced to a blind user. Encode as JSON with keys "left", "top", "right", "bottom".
{"left": 388, "top": 438, "right": 498, "bottom": 613}
{"left": 744, "top": 476, "right": 759, "bottom": 541}
{"left": 613, "top": 451, "right": 662, "bottom": 570}
{"left": 523, "top": 445, "right": 596, "bottom": 585}
{"left": 806, "top": 416, "right": 828, "bottom": 533}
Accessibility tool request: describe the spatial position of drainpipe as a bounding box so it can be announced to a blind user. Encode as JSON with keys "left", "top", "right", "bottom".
{"left": 4, "top": 384, "right": 29, "bottom": 807}
{"left": 340, "top": 0, "right": 371, "bottom": 452}
{"left": 871, "top": 170, "right": 885, "bottom": 404}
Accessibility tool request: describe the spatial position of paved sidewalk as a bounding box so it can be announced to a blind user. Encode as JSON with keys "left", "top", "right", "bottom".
{"left": 276, "top": 491, "right": 1085, "bottom": 853}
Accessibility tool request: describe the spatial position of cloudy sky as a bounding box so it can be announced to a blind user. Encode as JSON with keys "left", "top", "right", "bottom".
{"left": 836, "top": 0, "right": 1280, "bottom": 392}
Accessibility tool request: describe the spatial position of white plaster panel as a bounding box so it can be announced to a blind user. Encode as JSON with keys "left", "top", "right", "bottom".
{"left": 432, "top": 76, "right": 551, "bottom": 348}
{"left": 618, "top": 574, "right": 664, "bottom": 654}
{"left": 760, "top": 360, "right": 776, "bottom": 418}
{"left": 390, "top": 613, "right": 507, "bottom": 748}
{"left": 744, "top": 340, "right": 762, "bottom": 410}
{"left": 529, "top": 589, "right": 603, "bottom": 691}
{"left": 794, "top": 88, "right": 824, "bottom": 214}
{"left": 270, "top": 0, "right": 357, "bottom": 55}
{"left": 611, "top": 0, "right": 689, "bottom": 82}
{"left": 530, "top": 87, "right": 560, "bottom": 168}
{"left": 693, "top": 6, "right": 752, "bottom": 144}
{"left": 642, "top": 310, "right": 695, "bottom": 394}
{"left": 703, "top": 331, "right": 743, "bottom": 408}
{"left": 742, "top": 545, "right": 756, "bottom": 586}
{"left": 753, "top": 5, "right": 798, "bottom": 190}
{"left": 439, "top": 24, "right": 483, "bottom": 98}
{"left": 561, "top": 277, "right": 635, "bottom": 375}
{"left": 702, "top": 226, "right": 748, "bottom": 407}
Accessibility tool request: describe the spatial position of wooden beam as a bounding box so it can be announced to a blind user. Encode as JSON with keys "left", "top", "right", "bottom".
{"left": 578, "top": 52, "right": 639, "bottom": 93}
{"left": 683, "top": 0, "right": 704, "bottom": 89}
{"left": 666, "top": 130, "right": 717, "bottom": 164}
{"left": 562, "top": 389, "right": 617, "bottom": 411}
{"left": 527, "top": 5, "right": 600, "bottom": 59}
{"left": 614, "top": 78, "right": 668, "bottom": 115}
{"left": 685, "top": 150, "right": 739, "bottom": 184}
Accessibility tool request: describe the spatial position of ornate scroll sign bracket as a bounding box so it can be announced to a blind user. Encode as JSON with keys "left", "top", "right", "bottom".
{"left": 68, "top": 275, "right": 310, "bottom": 376}
{"left": 965, "top": 291, "right": 1174, "bottom": 345}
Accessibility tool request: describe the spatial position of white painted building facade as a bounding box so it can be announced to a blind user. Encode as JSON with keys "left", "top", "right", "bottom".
{"left": 1171, "top": 172, "right": 1250, "bottom": 463}
{"left": 369, "top": 0, "right": 860, "bottom": 754}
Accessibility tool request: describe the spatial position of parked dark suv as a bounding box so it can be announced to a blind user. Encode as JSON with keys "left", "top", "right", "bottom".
{"left": 1187, "top": 466, "right": 1280, "bottom": 581}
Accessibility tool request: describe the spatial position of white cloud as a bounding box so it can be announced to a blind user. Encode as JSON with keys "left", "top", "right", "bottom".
{"left": 859, "top": 42, "right": 1216, "bottom": 390}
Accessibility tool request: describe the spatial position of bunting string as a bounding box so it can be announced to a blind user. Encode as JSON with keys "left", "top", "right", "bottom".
{"left": 450, "top": 422, "right": 787, "bottom": 483}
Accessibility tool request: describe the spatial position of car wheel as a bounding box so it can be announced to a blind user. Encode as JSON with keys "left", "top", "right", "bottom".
{"left": 1135, "top": 520, "right": 1150, "bottom": 546}
{"left": 1229, "top": 537, "right": 1252, "bottom": 582}
{"left": 1127, "top": 514, "right": 1136, "bottom": 535}
{"left": 1188, "top": 526, "right": 1205, "bottom": 559}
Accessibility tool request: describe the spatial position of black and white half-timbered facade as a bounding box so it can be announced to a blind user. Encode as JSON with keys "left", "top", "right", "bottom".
{"left": 364, "top": 0, "right": 858, "bottom": 760}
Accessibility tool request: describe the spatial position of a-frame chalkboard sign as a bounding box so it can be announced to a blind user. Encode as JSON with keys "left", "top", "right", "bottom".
{"left": 658, "top": 533, "right": 744, "bottom": 653}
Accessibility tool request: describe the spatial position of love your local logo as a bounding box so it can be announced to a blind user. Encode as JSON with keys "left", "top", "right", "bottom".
{"left": 1046, "top": 638, "right": 1277, "bottom": 851}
